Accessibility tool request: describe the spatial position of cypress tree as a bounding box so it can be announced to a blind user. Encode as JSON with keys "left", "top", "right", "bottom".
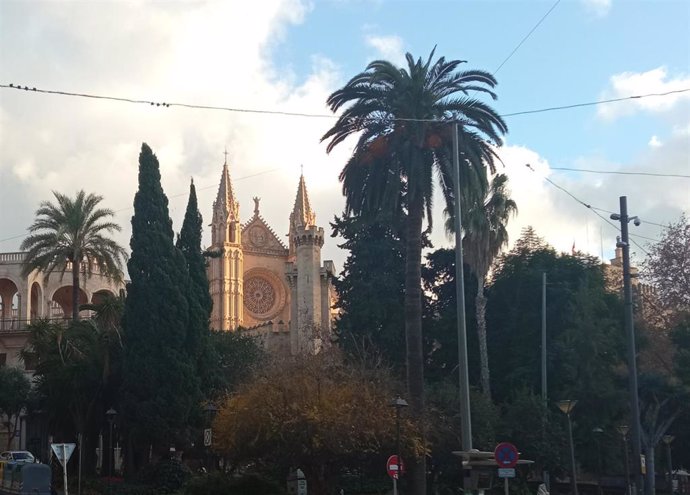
{"left": 121, "top": 143, "right": 198, "bottom": 467}
{"left": 176, "top": 179, "right": 212, "bottom": 354}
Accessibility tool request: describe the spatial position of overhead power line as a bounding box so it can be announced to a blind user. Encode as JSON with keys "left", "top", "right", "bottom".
{"left": 494, "top": 0, "right": 562, "bottom": 75}
{"left": 525, "top": 163, "right": 655, "bottom": 253}
{"left": 2, "top": 83, "right": 689, "bottom": 122}
{"left": 551, "top": 166, "right": 690, "bottom": 179}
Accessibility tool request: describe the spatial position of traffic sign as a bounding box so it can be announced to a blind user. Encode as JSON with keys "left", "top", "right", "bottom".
{"left": 498, "top": 468, "right": 516, "bottom": 478}
{"left": 494, "top": 442, "right": 519, "bottom": 469}
{"left": 203, "top": 428, "right": 212, "bottom": 447}
{"left": 51, "top": 443, "right": 76, "bottom": 467}
{"left": 386, "top": 455, "right": 404, "bottom": 479}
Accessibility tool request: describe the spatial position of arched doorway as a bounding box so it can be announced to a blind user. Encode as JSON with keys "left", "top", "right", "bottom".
{"left": 30, "top": 282, "right": 42, "bottom": 321}
{"left": 0, "top": 278, "right": 19, "bottom": 330}
{"left": 51, "top": 285, "right": 88, "bottom": 320}
{"left": 91, "top": 289, "right": 116, "bottom": 306}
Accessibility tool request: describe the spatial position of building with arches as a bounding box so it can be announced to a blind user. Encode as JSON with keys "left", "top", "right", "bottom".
{"left": 0, "top": 253, "right": 124, "bottom": 368}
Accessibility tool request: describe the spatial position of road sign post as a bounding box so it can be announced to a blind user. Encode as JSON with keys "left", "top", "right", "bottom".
{"left": 51, "top": 443, "right": 76, "bottom": 495}
{"left": 495, "top": 443, "right": 520, "bottom": 495}
{"left": 386, "top": 455, "right": 404, "bottom": 495}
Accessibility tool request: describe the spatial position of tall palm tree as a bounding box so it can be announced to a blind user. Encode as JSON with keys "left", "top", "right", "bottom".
{"left": 462, "top": 174, "right": 517, "bottom": 399}
{"left": 322, "top": 49, "right": 507, "bottom": 493}
{"left": 21, "top": 190, "right": 126, "bottom": 321}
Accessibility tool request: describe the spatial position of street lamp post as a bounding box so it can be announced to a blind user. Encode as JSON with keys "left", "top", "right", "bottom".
{"left": 618, "top": 425, "right": 631, "bottom": 495}
{"left": 105, "top": 408, "right": 117, "bottom": 491}
{"left": 662, "top": 435, "right": 674, "bottom": 493}
{"left": 390, "top": 396, "right": 409, "bottom": 495}
{"left": 558, "top": 400, "right": 578, "bottom": 495}
{"left": 204, "top": 402, "right": 219, "bottom": 471}
{"left": 593, "top": 427, "right": 604, "bottom": 495}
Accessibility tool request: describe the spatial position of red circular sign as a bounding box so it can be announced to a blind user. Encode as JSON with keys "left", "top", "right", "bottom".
{"left": 494, "top": 442, "right": 519, "bottom": 468}
{"left": 386, "top": 455, "right": 404, "bottom": 479}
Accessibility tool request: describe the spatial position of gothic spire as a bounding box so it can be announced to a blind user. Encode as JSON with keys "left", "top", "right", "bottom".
{"left": 213, "top": 154, "right": 239, "bottom": 220}
{"left": 290, "top": 172, "right": 316, "bottom": 230}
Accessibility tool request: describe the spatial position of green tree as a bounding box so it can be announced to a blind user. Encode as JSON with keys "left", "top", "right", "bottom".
{"left": 0, "top": 367, "right": 31, "bottom": 449}
{"left": 120, "top": 143, "right": 198, "bottom": 471}
{"left": 20, "top": 190, "right": 127, "bottom": 321}
{"left": 322, "top": 50, "right": 507, "bottom": 493}
{"left": 331, "top": 215, "right": 406, "bottom": 370}
{"left": 461, "top": 173, "right": 517, "bottom": 398}
{"left": 204, "top": 329, "right": 265, "bottom": 400}
{"left": 176, "top": 179, "right": 212, "bottom": 357}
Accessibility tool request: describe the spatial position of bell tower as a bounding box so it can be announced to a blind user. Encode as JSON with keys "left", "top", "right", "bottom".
{"left": 208, "top": 153, "right": 243, "bottom": 330}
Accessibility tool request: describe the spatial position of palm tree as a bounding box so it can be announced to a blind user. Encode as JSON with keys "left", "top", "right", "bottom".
{"left": 322, "top": 49, "right": 507, "bottom": 493}
{"left": 21, "top": 190, "right": 127, "bottom": 321}
{"left": 462, "top": 174, "right": 517, "bottom": 399}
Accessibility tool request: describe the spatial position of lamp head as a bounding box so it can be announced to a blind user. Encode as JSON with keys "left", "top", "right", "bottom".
{"left": 390, "top": 396, "right": 409, "bottom": 409}
{"left": 610, "top": 213, "right": 621, "bottom": 221}
{"left": 632, "top": 217, "right": 641, "bottom": 226}
{"left": 662, "top": 434, "right": 675, "bottom": 445}
{"left": 617, "top": 425, "right": 630, "bottom": 437}
{"left": 105, "top": 407, "right": 117, "bottom": 421}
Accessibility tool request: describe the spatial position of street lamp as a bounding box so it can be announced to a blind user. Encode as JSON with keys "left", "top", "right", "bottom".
{"left": 390, "top": 396, "right": 408, "bottom": 495}
{"left": 557, "top": 400, "right": 578, "bottom": 495}
{"left": 105, "top": 408, "right": 117, "bottom": 489}
{"left": 593, "top": 427, "right": 604, "bottom": 495}
{"left": 662, "top": 435, "right": 674, "bottom": 492}
{"left": 617, "top": 425, "right": 631, "bottom": 495}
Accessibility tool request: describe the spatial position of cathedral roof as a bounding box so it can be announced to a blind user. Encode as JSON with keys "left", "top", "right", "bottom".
{"left": 213, "top": 157, "right": 239, "bottom": 219}
{"left": 290, "top": 173, "right": 316, "bottom": 230}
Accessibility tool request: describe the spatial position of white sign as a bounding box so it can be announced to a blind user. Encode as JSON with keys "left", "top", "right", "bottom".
{"left": 51, "top": 443, "right": 76, "bottom": 467}
{"left": 498, "top": 468, "right": 516, "bottom": 478}
{"left": 203, "top": 428, "right": 212, "bottom": 447}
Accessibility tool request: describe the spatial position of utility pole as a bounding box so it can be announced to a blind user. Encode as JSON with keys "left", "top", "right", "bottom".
{"left": 610, "top": 196, "right": 643, "bottom": 495}
{"left": 452, "top": 122, "right": 472, "bottom": 450}
{"left": 541, "top": 272, "right": 547, "bottom": 405}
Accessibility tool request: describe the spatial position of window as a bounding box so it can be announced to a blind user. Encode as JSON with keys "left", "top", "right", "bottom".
{"left": 0, "top": 353, "right": 6, "bottom": 367}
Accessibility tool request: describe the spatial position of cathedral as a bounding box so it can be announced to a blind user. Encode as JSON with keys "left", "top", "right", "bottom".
{"left": 206, "top": 158, "right": 336, "bottom": 355}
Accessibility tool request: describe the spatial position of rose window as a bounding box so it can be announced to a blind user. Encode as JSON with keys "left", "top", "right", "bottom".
{"left": 244, "top": 276, "right": 276, "bottom": 315}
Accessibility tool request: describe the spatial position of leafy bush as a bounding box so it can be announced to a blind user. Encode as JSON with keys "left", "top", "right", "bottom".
{"left": 184, "top": 472, "right": 285, "bottom": 495}
{"left": 137, "top": 458, "right": 191, "bottom": 493}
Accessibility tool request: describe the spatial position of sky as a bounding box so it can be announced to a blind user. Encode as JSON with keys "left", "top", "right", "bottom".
{"left": 1, "top": 0, "right": 688, "bottom": 273}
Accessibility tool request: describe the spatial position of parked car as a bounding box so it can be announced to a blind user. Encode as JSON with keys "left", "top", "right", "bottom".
{"left": 0, "top": 451, "right": 36, "bottom": 463}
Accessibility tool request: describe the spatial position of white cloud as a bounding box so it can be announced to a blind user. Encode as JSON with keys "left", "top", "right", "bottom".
{"left": 648, "top": 135, "right": 663, "bottom": 148}
{"left": 597, "top": 67, "right": 690, "bottom": 120}
{"left": 581, "top": 0, "right": 612, "bottom": 18}
{"left": 364, "top": 34, "right": 406, "bottom": 66}
{"left": 0, "top": 0, "right": 350, "bottom": 268}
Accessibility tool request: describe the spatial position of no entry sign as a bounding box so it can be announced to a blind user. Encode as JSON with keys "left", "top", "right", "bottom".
{"left": 494, "top": 442, "right": 519, "bottom": 469}
{"left": 386, "top": 455, "right": 404, "bottom": 479}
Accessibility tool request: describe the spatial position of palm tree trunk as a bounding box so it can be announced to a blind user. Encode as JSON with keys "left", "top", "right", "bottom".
{"left": 405, "top": 193, "right": 426, "bottom": 495}
{"left": 72, "top": 259, "right": 80, "bottom": 321}
{"left": 475, "top": 277, "right": 491, "bottom": 399}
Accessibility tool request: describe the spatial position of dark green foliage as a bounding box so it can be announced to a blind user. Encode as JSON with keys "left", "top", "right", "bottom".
{"left": 184, "top": 472, "right": 285, "bottom": 495}
{"left": 176, "top": 180, "right": 212, "bottom": 357}
{"left": 331, "top": 215, "right": 406, "bottom": 370}
{"left": 0, "top": 366, "right": 31, "bottom": 448}
{"left": 203, "top": 329, "right": 265, "bottom": 399}
{"left": 422, "top": 248, "right": 479, "bottom": 385}
{"left": 121, "top": 143, "right": 199, "bottom": 461}
{"left": 486, "top": 235, "right": 624, "bottom": 404}
{"left": 671, "top": 313, "right": 690, "bottom": 387}
{"left": 136, "top": 458, "right": 192, "bottom": 493}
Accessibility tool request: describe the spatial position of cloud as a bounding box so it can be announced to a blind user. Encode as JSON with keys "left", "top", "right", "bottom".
{"left": 364, "top": 34, "right": 406, "bottom": 66}
{"left": 597, "top": 67, "right": 690, "bottom": 120}
{"left": 648, "top": 135, "right": 662, "bottom": 148}
{"left": 0, "top": 0, "right": 352, "bottom": 269}
{"left": 581, "top": 0, "right": 612, "bottom": 18}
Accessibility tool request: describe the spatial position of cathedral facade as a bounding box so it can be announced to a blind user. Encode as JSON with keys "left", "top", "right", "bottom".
{"left": 206, "top": 159, "right": 336, "bottom": 355}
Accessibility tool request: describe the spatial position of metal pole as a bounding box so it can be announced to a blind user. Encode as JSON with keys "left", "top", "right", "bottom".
{"left": 623, "top": 435, "right": 631, "bottom": 495}
{"left": 567, "top": 414, "right": 579, "bottom": 495}
{"left": 78, "top": 432, "right": 83, "bottom": 495}
{"left": 63, "top": 443, "right": 69, "bottom": 495}
{"left": 541, "top": 272, "right": 547, "bottom": 405}
{"left": 394, "top": 406, "right": 401, "bottom": 495}
{"left": 504, "top": 477, "right": 509, "bottom": 495}
{"left": 666, "top": 442, "right": 673, "bottom": 491}
{"left": 617, "top": 196, "right": 643, "bottom": 495}
{"left": 452, "top": 121, "right": 472, "bottom": 450}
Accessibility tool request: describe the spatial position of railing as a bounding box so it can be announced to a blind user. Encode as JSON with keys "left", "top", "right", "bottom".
{"left": 0, "top": 252, "right": 26, "bottom": 263}
{"left": 0, "top": 316, "right": 94, "bottom": 333}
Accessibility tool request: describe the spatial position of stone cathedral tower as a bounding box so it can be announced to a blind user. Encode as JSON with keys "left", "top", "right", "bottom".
{"left": 206, "top": 159, "right": 335, "bottom": 355}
